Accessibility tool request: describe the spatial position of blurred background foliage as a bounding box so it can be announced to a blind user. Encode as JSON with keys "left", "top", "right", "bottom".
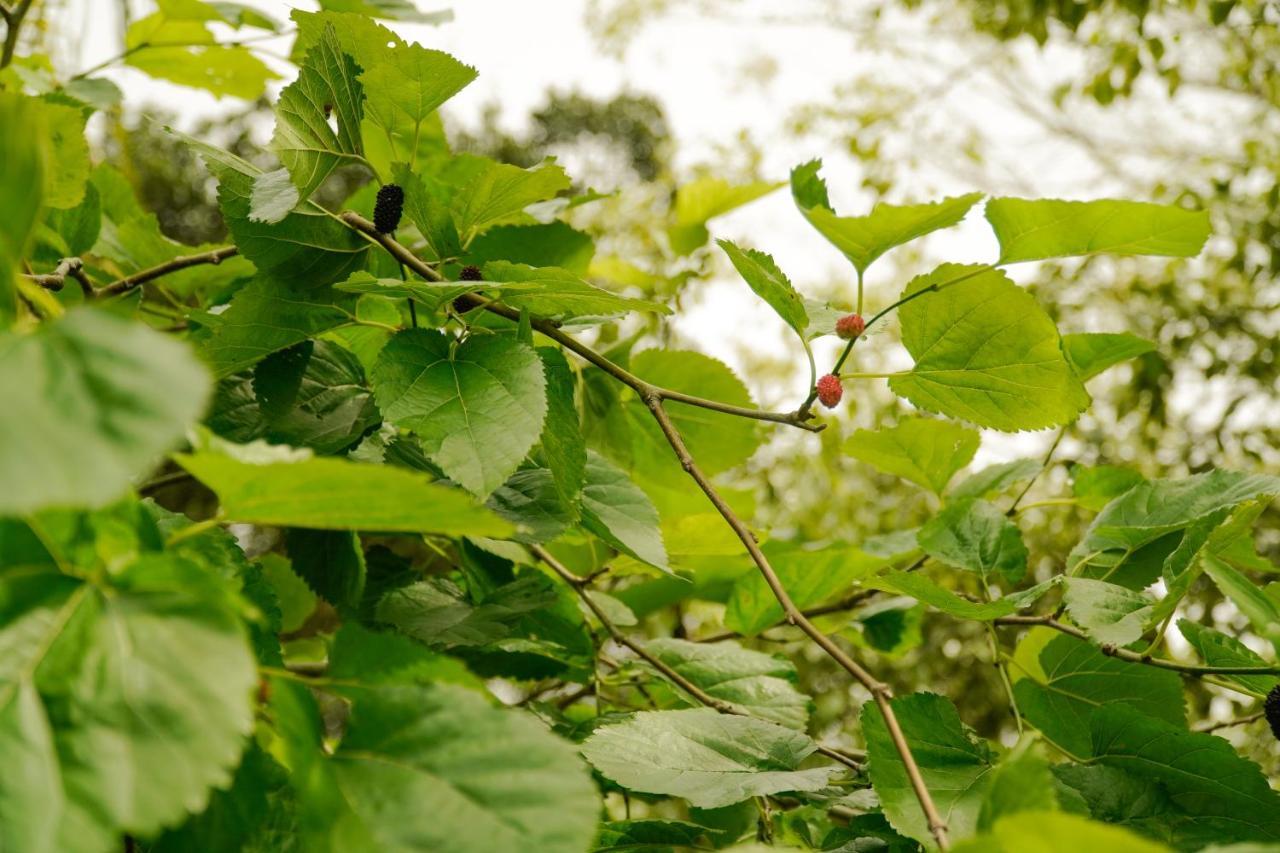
{"left": 20, "top": 0, "right": 1278, "bottom": 763}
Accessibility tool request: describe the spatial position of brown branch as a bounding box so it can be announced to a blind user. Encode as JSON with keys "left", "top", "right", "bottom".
{"left": 992, "top": 615, "right": 1280, "bottom": 676}
{"left": 340, "top": 212, "right": 824, "bottom": 433}
{"left": 641, "top": 395, "right": 950, "bottom": 849}
{"left": 698, "top": 590, "right": 880, "bottom": 643}
{"left": 25, "top": 257, "right": 92, "bottom": 296}
{"left": 96, "top": 246, "right": 239, "bottom": 297}
{"left": 0, "top": 0, "right": 33, "bottom": 67}
{"left": 344, "top": 209, "right": 948, "bottom": 848}
{"left": 531, "top": 544, "right": 863, "bottom": 771}
{"left": 1195, "top": 710, "right": 1265, "bottom": 733}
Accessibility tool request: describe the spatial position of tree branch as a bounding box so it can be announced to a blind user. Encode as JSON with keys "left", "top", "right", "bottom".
{"left": 340, "top": 212, "right": 824, "bottom": 432}
{"left": 992, "top": 615, "right": 1280, "bottom": 676}
{"left": 24, "top": 257, "right": 92, "bottom": 295}
{"left": 641, "top": 397, "right": 950, "bottom": 849}
{"left": 1, "top": 0, "right": 34, "bottom": 68}
{"left": 344, "top": 209, "right": 949, "bottom": 848}
{"left": 531, "top": 544, "right": 863, "bottom": 771}
{"left": 96, "top": 246, "right": 239, "bottom": 298}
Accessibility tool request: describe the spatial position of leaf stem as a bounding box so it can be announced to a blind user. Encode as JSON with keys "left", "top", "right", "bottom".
{"left": 0, "top": 0, "right": 33, "bottom": 68}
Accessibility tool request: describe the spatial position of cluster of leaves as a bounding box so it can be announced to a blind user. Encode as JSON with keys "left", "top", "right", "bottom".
{"left": 1, "top": 3, "right": 1278, "bottom": 852}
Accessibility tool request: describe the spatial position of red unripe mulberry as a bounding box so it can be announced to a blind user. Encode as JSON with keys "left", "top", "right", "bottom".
{"left": 836, "top": 313, "right": 865, "bottom": 340}
{"left": 816, "top": 374, "right": 843, "bottom": 408}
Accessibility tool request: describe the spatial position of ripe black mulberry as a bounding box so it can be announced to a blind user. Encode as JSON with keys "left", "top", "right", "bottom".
{"left": 373, "top": 184, "right": 405, "bottom": 234}
{"left": 459, "top": 265, "right": 483, "bottom": 281}
{"left": 1265, "top": 683, "right": 1280, "bottom": 741}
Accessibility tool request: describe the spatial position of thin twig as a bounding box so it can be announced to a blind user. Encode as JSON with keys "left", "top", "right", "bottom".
{"left": 992, "top": 615, "right": 1280, "bottom": 676}
{"left": 97, "top": 246, "right": 239, "bottom": 297}
{"left": 340, "top": 212, "right": 824, "bottom": 432}
{"left": 532, "top": 544, "right": 863, "bottom": 771}
{"left": 1195, "top": 710, "right": 1264, "bottom": 733}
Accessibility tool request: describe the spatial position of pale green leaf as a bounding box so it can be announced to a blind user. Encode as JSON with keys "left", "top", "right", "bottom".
{"left": 845, "top": 417, "right": 980, "bottom": 495}
{"left": 1070, "top": 464, "right": 1144, "bottom": 512}
{"left": 977, "top": 741, "right": 1058, "bottom": 831}
{"left": 176, "top": 450, "right": 513, "bottom": 536}
{"left": 1203, "top": 555, "right": 1280, "bottom": 654}
{"left": 0, "top": 310, "right": 210, "bottom": 513}
{"left": 361, "top": 43, "right": 476, "bottom": 160}
{"left": 868, "top": 572, "right": 1055, "bottom": 621}
{"left": 580, "top": 709, "right": 840, "bottom": 808}
{"left": 125, "top": 15, "right": 279, "bottom": 99}
{"left": 377, "top": 575, "right": 556, "bottom": 648}
{"left": 667, "top": 176, "right": 782, "bottom": 254}
{"left": 717, "top": 239, "right": 808, "bottom": 340}
{"left": 1063, "top": 333, "right": 1155, "bottom": 381}
{"left": 452, "top": 157, "right": 571, "bottom": 238}
{"left": 954, "top": 811, "right": 1172, "bottom": 853}
{"left": 862, "top": 692, "right": 994, "bottom": 847}
{"left": 593, "top": 820, "right": 712, "bottom": 852}
{"left": 949, "top": 458, "right": 1042, "bottom": 501}
{"left": 36, "top": 100, "right": 90, "bottom": 209}
{"left": 985, "top": 197, "right": 1211, "bottom": 264}
{"left": 1060, "top": 577, "right": 1154, "bottom": 648}
{"left": 0, "top": 94, "right": 43, "bottom": 322}
{"left": 643, "top": 637, "right": 811, "bottom": 729}
{"left": 888, "top": 264, "right": 1089, "bottom": 431}
{"left": 791, "top": 160, "right": 982, "bottom": 275}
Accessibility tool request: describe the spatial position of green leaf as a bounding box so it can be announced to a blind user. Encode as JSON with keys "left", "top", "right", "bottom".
{"left": 619, "top": 350, "right": 762, "bottom": 485}
{"left": 593, "top": 819, "right": 712, "bottom": 852}
{"left": 790, "top": 160, "right": 982, "bottom": 275}
{"left": 469, "top": 222, "right": 594, "bottom": 274}
{"left": 0, "top": 309, "right": 210, "bottom": 514}
{"left": 888, "top": 264, "right": 1089, "bottom": 431}
{"left": 1070, "top": 464, "right": 1144, "bottom": 512}
{"left": 0, "top": 95, "right": 44, "bottom": 323}
{"left": 394, "top": 164, "right": 461, "bottom": 261}
{"left": 537, "top": 348, "right": 586, "bottom": 521}
{"left": 1089, "top": 704, "right": 1280, "bottom": 842}
{"left": 1203, "top": 555, "right": 1280, "bottom": 654}
{"left": 317, "top": 684, "right": 599, "bottom": 853}
{"left": 252, "top": 340, "right": 380, "bottom": 454}
{"left": 377, "top": 575, "right": 556, "bottom": 649}
{"left": 954, "top": 811, "right": 1172, "bottom": 853}
{"left": 643, "top": 638, "right": 811, "bottom": 729}
{"left": 918, "top": 499, "right": 1028, "bottom": 584}
{"left": 360, "top": 43, "right": 476, "bottom": 162}
{"left": 581, "top": 450, "right": 671, "bottom": 573}
{"left": 327, "top": 622, "right": 481, "bottom": 688}
{"left": 1177, "top": 619, "right": 1278, "bottom": 698}
{"left": 580, "top": 709, "right": 840, "bottom": 808}
{"left": 452, "top": 157, "right": 571, "bottom": 239}
{"left": 667, "top": 176, "right": 782, "bottom": 255}
{"left": 1060, "top": 577, "right": 1155, "bottom": 648}
{"left": 0, "top": 559, "right": 256, "bottom": 851}
{"left": 1068, "top": 471, "right": 1280, "bottom": 581}
{"left": 977, "top": 741, "right": 1058, "bottom": 831}
{"left": 862, "top": 692, "right": 994, "bottom": 847}
{"left": 949, "top": 458, "right": 1042, "bottom": 501}
{"left": 985, "top": 197, "right": 1211, "bottom": 264}
{"left": 726, "top": 544, "right": 885, "bottom": 635}
{"left": 845, "top": 417, "right": 980, "bottom": 495}
{"left": 487, "top": 468, "right": 576, "bottom": 543}
{"left": 372, "top": 330, "right": 548, "bottom": 497}
{"left": 257, "top": 25, "right": 365, "bottom": 221}
{"left": 124, "top": 14, "right": 278, "bottom": 99}
{"left": 286, "top": 528, "right": 366, "bottom": 611}
{"left": 176, "top": 450, "right": 513, "bottom": 536}
{"left": 481, "top": 261, "right": 669, "bottom": 320}
{"left": 868, "top": 572, "right": 1055, "bottom": 621}
{"left": 201, "top": 277, "right": 358, "bottom": 376}
{"left": 717, "top": 239, "right": 808, "bottom": 341}
{"left": 1062, "top": 333, "right": 1155, "bottom": 381}
{"left": 35, "top": 100, "right": 90, "bottom": 210}
{"left": 1010, "top": 631, "right": 1184, "bottom": 759}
